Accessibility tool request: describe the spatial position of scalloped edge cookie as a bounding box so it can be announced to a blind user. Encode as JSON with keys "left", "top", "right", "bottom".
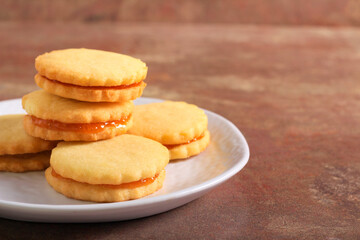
{"left": 45, "top": 168, "right": 165, "bottom": 202}
{"left": 50, "top": 134, "right": 169, "bottom": 184}
{"left": 168, "top": 130, "right": 210, "bottom": 160}
{"left": 0, "top": 151, "right": 51, "bottom": 172}
{"left": 35, "top": 48, "right": 147, "bottom": 86}
{"left": 35, "top": 74, "right": 146, "bottom": 103}
{"left": 0, "top": 114, "right": 57, "bottom": 155}
{"left": 22, "top": 90, "right": 133, "bottom": 124}
{"left": 129, "top": 101, "right": 208, "bottom": 145}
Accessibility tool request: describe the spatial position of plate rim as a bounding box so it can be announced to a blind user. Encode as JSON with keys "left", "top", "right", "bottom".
{"left": 0, "top": 97, "right": 250, "bottom": 212}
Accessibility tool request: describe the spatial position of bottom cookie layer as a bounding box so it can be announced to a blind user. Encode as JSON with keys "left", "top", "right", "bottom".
{"left": 24, "top": 115, "right": 133, "bottom": 141}
{"left": 45, "top": 167, "right": 166, "bottom": 202}
{"left": 168, "top": 130, "right": 210, "bottom": 160}
{"left": 0, "top": 151, "right": 51, "bottom": 172}
{"left": 35, "top": 74, "right": 146, "bottom": 102}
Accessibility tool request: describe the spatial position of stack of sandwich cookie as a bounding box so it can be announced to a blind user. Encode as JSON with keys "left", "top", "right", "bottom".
{"left": 21, "top": 48, "right": 147, "bottom": 142}
{"left": 129, "top": 101, "right": 210, "bottom": 160}
{"left": 34, "top": 48, "right": 147, "bottom": 102}
{"left": 19, "top": 48, "right": 171, "bottom": 203}
{"left": 0, "top": 114, "right": 57, "bottom": 172}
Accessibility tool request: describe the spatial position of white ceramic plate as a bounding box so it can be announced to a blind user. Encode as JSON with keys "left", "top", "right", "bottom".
{"left": 0, "top": 97, "right": 249, "bottom": 223}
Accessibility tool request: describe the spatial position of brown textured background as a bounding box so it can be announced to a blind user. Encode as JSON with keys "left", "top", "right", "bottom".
{"left": 1, "top": 0, "right": 360, "bottom": 25}
{"left": 1, "top": 1, "right": 360, "bottom": 240}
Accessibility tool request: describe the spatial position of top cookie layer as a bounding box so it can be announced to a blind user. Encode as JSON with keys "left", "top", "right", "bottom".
{"left": 129, "top": 101, "right": 208, "bottom": 145}
{"left": 0, "top": 114, "right": 57, "bottom": 155}
{"left": 50, "top": 134, "right": 169, "bottom": 185}
{"left": 35, "top": 48, "right": 147, "bottom": 86}
{"left": 22, "top": 90, "right": 133, "bottom": 123}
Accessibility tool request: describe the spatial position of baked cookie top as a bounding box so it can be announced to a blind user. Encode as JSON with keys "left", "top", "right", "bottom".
{"left": 35, "top": 48, "right": 147, "bottom": 86}
{"left": 50, "top": 134, "right": 169, "bottom": 185}
{"left": 129, "top": 101, "right": 208, "bottom": 145}
{"left": 0, "top": 114, "right": 57, "bottom": 155}
{"left": 22, "top": 90, "right": 133, "bottom": 123}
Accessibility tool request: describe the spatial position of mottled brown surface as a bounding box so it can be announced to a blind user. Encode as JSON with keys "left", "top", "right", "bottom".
{"left": 2, "top": 0, "right": 360, "bottom": 26}
{"left": 1, "top": 22, "right": 360, "bottom": 239}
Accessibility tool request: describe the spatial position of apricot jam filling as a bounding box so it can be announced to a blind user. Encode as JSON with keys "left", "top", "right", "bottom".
{"left": 29, "top": 115, "right": 131, "bottom": 134}
{"left": 51, "top": 169, "right": 160, "bottom": 189}
{"left": 164, "top": 133, "right": 205, "bottom": 149}
{"left": 44, "top": 76, "right": 143, "bottom": 90}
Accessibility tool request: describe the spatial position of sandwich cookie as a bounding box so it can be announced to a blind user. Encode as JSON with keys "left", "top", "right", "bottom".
{"left": 35, "top": 48, "right": 147, "bottom": 102}
{"left": 22, "top": 90, "right": 133, "bottom": 141}
{"left": 0, "top": 114, "right": 57, "bottom": 172}
{"left": 45, "top": 134, "right": 169, "bottom": 202}
{"left": 129, "top": 101, "right": 210, "bottom": 160}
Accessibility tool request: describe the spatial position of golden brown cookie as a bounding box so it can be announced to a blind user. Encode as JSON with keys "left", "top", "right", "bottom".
{"left": 45, "top": 134, "right": 169, "bottom": 202}
{"left": 0, "top": 114, "right": 57, "bottom": 172}
{"left": 0, "top": 151, "right": 51, "bottom": 173}
{"left": 22, "top": 90, "right": 133, "bottom": 141}
{"left": 129, "top": 101, "right": 210, "bottom": 160}
{"left": 35, "top": 48, "right": 147, "bottom": 102}
{"left": 166, "top": 130, "right": 210, "bottom": 160}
